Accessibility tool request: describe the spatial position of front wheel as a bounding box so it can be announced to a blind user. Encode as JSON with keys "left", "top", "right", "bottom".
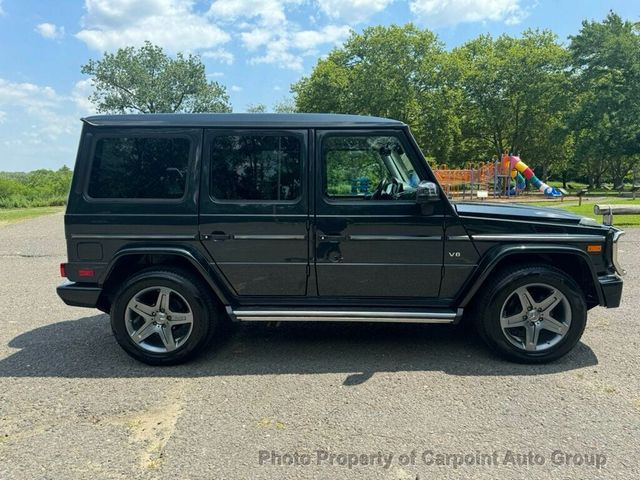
{"left": 110, "top": 268, "right": 219, "bottom": 365}
{"left": 474, "top": 265, "right": 587, "bottom": 363}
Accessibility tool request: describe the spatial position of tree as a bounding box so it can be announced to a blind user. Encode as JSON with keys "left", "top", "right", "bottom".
{"left": 568, "top": 12, "right": 640, "bottom": 188}
{"left": 273, "top": 98, "right": 296, "bottom": 113}
{"left": 246, "top": 103, "right": 267, "bottom": 113}
{"left": 81, "top": 41, "right": 232, "bottom": 114}
{"left": 292, "top": 24, "right": 457, "bottom": 161}
{"left": 449, "top": 30, "right": 571, "bottom": 175}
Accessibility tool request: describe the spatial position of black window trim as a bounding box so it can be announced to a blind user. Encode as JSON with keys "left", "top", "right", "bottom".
{"left": 207, "top": 129, "right": 306, "bottom": 205}
{"left": 82, "top": 128, "right": 198, "bottom": 204}
{"left": 318, "top": 129, "right": 432, "bottom": 206}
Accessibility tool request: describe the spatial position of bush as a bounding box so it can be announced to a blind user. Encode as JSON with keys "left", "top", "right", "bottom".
{"left": 0, "top": 167, "right": 72, "bottom": 209}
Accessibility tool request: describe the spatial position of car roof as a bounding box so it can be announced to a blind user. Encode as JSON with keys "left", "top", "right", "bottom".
{"left": 81, "top": 113, "right": 406, "bottom": 128}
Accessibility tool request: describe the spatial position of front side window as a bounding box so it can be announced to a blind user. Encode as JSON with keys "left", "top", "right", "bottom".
{"left": 211, "top": 135, "right": 302, "bottom": 201}
{"left": 323, "top": 135, "right": 423, "bottom": 200}
{"left": 88, "top": 136, "right": 191, "bottom": 199}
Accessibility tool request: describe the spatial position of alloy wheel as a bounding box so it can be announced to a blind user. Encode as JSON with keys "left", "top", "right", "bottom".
{"left": 125, "top": 286, "right": 194, "bottom": 354}
{"left": 499, "top": 283, "right": 572, "bottom": 352}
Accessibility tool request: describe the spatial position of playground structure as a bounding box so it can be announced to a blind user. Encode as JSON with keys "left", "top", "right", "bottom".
{"left": 502, "top": 154, "right": 563, "bottom": 198}
{"left": 432, "top": 154, "right": 563, "bottom": 200}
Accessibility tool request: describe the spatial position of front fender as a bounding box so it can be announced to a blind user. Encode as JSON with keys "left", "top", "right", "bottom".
{"left": 456, "top": 244, "right": 603, "bottom": 307}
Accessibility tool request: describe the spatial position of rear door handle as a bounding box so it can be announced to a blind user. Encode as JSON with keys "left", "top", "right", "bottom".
{"left": 319, "top": 234, "right": 346, "bottom": 241}
{"left": 203, "top": 232, "right": 231, "bottom": 241}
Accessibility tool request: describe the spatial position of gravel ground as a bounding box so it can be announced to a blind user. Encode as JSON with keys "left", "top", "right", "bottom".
{"left": 0, "top": 213, "right": 638, "bottom": 480}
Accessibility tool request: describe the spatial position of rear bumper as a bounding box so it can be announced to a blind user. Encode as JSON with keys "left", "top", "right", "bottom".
{"left": 598, "top": 274, "right": 623, "bottom": 308}
{"left": 57, "top": 281, "right": 101, "bottom": 308}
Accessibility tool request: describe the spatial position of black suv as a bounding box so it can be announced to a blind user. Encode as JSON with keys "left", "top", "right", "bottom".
{"left": 57, "top": 113, "right": 624, "bottom": 365}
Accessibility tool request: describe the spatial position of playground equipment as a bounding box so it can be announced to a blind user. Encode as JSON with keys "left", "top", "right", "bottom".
{"left": 432, "top": 154, "right": 563, "bottom": 200}
{"left": 432, "top": 161, "right": 497, "bottom": 199}
{"left": 502, "top": 154, "right": 563, "bottom": 198}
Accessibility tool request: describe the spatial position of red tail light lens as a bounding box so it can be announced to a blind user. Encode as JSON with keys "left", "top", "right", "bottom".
{"left": 60, "top": 263, "right": 67, "bottom": 278}
{"left": 78, "top": 268, "right": 95, "bottom": 278}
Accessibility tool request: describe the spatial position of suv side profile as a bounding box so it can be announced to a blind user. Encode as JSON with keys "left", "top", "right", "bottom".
{"left": 57, "top": 113, "right": 624, "bottom": 365}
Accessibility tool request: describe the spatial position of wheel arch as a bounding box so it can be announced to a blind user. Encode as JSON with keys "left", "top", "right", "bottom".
{"left": 458, "top": 244, "right": 603, "bottom": 310}
{"left": 97, "top": 246, "right": 232, "bottom": 313}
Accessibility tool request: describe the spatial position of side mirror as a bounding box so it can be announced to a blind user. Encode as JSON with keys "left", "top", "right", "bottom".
{"left": 416, "top": 181, "right": 440, "bottom": 204}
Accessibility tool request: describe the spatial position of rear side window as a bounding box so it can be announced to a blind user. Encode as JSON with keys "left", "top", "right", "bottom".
{"left": 210, "top": 135, "right": 302, "bottom": 201}
{"left": 87, "top": 136, "right": 191, "bottom": 199}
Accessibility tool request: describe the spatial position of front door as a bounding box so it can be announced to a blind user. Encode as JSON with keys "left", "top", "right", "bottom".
{"left": 199, "top": 129, "right": 310, "bottom": 297}
{"left": 314, "top": 129, "right": 445, "bottom": 299}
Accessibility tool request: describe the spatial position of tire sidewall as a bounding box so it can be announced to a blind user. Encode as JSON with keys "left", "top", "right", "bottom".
{"left": 111, "top": 270, "right": 211, "bottom": 364}
{"left": 480, "top": 268, "right": 587, "bottom": 362}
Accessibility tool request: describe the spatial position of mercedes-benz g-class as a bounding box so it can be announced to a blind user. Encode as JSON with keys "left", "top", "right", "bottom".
{"left": 57, "top": 114, "right": 624, "bottom": 365}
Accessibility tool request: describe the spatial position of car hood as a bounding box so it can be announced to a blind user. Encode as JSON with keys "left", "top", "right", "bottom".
{"left": 454, "top": 202, "right": 588, "bottom": 225}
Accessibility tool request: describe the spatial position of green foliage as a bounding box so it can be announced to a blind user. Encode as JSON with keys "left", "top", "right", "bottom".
{"left": 246, "top": 103, "right": 267, "bottom": 113}
{"left": 324, "top": 137, "right": 386, "bottom": 196}
{"left": 272, "top": 98, "right": 296, "bottom": 113}
{"left": 293, "top": 25, "right": 455, "bottom": 160}
{"left": 0, "top": 167, "right": 72, "bottom": 208}
{"left": 568, "top": 12, "right": 640, "bottom": 188}
{"left": 292, "top": 13, "right": 639, "bottom": 186}
{"left": 449, "top": 30, "right": 571, "bottom": 176}
{"left": 81, "top": 41, "right": 232, "bottom": 114}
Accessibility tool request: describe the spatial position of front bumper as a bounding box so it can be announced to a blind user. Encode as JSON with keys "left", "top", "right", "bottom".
{"left": 598, "top": 274, "right": 623, "bottom": 308}
{"left": 57, "top": 281, "right": 101, "bottom": 308}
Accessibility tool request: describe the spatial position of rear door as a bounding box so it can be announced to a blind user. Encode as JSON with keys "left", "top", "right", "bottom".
{"left": 314, "top": 129, "right": 445, "bottom": 299}
{"left": 199, "top": 129, "right": 310, "bottom": 297}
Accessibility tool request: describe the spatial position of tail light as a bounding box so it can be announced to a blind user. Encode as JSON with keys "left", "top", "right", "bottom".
{"left": 60, "top": 263, "right": 67, "bottom": 278}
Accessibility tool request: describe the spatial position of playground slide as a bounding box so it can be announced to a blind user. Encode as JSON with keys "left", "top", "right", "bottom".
{"left": 503, "top": 154, "right": 563, "bottom": 197}
{"left": 509, "top": 171, "right": 526, "bottom": 195}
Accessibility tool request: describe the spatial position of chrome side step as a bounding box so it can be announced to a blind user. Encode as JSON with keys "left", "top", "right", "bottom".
{"left": 226, "top": 307, "right": 462, "bottom": 324}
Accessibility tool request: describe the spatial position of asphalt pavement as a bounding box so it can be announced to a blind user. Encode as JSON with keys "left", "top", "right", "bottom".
{"left": 0, "top": 212, "right": 638, "bottom": 479}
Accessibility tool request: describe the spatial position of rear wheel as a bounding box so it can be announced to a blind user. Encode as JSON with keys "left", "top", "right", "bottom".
{"left": 110, "top": 268, "right": 219, "bottom": 365}
{"left": 474, "top": 265, "right": 587, "bottom": 363}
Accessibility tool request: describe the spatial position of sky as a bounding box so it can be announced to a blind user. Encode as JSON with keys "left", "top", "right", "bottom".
{"left": 0, "top": 0, "right": 637, "bottom": 171}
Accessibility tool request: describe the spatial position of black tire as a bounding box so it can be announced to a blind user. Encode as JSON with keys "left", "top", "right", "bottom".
{"left": 110, "top": 267, "right": 219, "bottom": 365}
{"left": 474, "top": 264, "right": 587, "bottom": 363}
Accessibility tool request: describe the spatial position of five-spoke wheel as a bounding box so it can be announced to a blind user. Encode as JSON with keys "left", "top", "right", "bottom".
{"left": 125, "top": 286, "right": 195, "bottom": 353}
{"left": 474, "top": 265, "right": 586, "bottom": 363}
{"left": 111, "top": 268, "right": 219, "bottom": 365}
{"left": 500, "top": 283, "right": 571, "bottom": 353}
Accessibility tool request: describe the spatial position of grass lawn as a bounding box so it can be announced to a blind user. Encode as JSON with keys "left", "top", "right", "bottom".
{"left": 523, "top": 198, "right": 640, "bottom": 227}
{"left": 0, "top": 206, "right": 64, "bottom": 226}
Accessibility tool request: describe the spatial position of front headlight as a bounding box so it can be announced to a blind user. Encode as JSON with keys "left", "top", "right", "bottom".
{"left": 612, "top": 229, "right": 625, "bottom": 276}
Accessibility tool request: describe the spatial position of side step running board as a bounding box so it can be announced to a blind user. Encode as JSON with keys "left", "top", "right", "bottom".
{"left": 226, "top": 307, "right": 462, "bottom": 324}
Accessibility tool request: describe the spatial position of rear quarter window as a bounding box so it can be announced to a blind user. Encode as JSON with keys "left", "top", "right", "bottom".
{"left": 87, "top": 136, "right": 191, "bottom": 199}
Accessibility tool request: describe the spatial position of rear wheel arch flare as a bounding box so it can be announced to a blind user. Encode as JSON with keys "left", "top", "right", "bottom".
{"left": 98, "top": 249, "right": 230, "bottom": 312}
